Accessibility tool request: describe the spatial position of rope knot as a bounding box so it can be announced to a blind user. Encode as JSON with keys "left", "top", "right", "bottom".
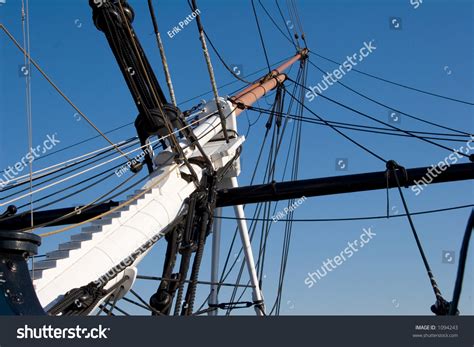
{"left": 386, "top": 160, "right": 409, "bottom": 188}
{"left": 431, "top": 297, "right": 459, "bottom": 316}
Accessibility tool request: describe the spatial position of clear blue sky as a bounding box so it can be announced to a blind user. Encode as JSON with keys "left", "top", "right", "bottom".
{"left": 0, "top": 0, "right": 473, "bottom": 315}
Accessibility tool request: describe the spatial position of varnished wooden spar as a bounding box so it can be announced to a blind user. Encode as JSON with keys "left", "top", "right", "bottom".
{"left": 231, "top": 48, "right": 309, "bottom": 116}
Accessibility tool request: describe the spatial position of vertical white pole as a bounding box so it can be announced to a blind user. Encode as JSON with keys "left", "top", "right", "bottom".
{"left": 230, "top": 177, "right": 266, "bottom": 316}
{"left": 209, "top": 207, "right": 222, "bottom": 316}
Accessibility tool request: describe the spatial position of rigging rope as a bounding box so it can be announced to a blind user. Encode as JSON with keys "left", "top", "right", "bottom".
{"left": 256, "top": 4, "right": 474, "bottom": 106}
{"left": 449, "top": 209, "right": 474, "bottom": 315}
{"left": 1, "top": 137, "right": 139, "bottom": 197}
{"left": 284, "top": 90, "right": 388, "bottom": 163}
{"left": 225, "top": 71, "right": 304, "bottom": 315}
{"left": 257, "top": 0, "right": 296, "bottom": 50}
{"left": 386, "top": 160, "right": 454, "bottom": 315}
{"left": 287, "top": 78, "right": 472, "bottom": 160}
{"left": 9, "top": 56, "right": 293, "bottom": 178}
{"left": 188, "top": 0, "right": 230, "bottom": 143}
{"left": 251, "top": 0, "right": 272, "bottom": 72}
{"left": 202, "top": 30, "right": 254, "bottom": 85}
{"left": 116, "top": 2, "right": 202, "bottom": 183}
{"left": 216, "top": 204, "right": 474, "bottom": 223}
{"left": 147, "top": 0, "right": 177, "bottom": 106}
{"left": 0, "top": 24, "right": 134, "bottom": 162}
{"left": 36, "top": 164, "right": 176, "bottom": 237}
{"left": 1, "top": 111, "right": 218, "bottom": 206}
{"left": 307, "top": 59, "right": 471, "bottom": 136}
{"left": 20, "top": 0, "right": 34, "bottom": 229}
{"left": 34, "top": 105, "right": 238, "bottom": 236}
{"left": 310, "top": 51, "right": 474, "bottom": 106}
{"left": 246, "top": 105, "right": 469, "bottom": 142}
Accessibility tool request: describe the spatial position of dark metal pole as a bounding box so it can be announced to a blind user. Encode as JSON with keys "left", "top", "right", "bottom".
{"left": 216, "top": 163, "right": 474, "bottom": 207}
{"left": 0, "top": 202, "right": 119, "bottom": 231}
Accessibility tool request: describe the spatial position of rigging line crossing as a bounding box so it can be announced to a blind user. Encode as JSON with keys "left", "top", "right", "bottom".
{"left": 1, "top": 137, "right": 139, "bottom": 191}
{"left": 36, "top": 123, "right": 135, "bottom": 162}
{"left": 208, "top": 140, "right": 273, "bottom": 313}
{"left": 287, "top": 78, "right": 473, "bottom": 160}
{"left": 310, "top": 50, "right": 474, "bottom": 106}
{"left": 36, "top": 163, "right": 176, "bottom": 237}
{"left": 7, "top": 143, "right": 161, "bottom": 219}
{"left": 129, "top": 289, "right": 166, "bottom": 316}
{"left": 256, "top": 66, "right": 306, "bottom": 315}
{"left": 226, "top": 121, "right": 282, "bottom": 312}
{"left": 222, "top": 75, "right": 306, "bottom": 311}
{"left": 246, "top": 105, "right": 470, "bottom": 142}
{"left": 307, "top": 59, "right": 471, "bottom": 136}
{"left": 256, "top": 4, "right": 474, "bottom": 107}
{"left": 0, "top": 111, "right": 219, "bottom": 206}
{"left": 1, "top": 140, "right": 141, "bottom": 210}
{"left": 28, "top": 56, "right": 293, "bottom": 168}
{"left": 226, "top": 75, "right": 304, "bottom": 314}
{"left": 285, "top": 0, "right": 301, "bottom": 47}
{"left": 36, "top": 105, "right": 239, "bottom": 236}
{"left": 257, "top": 0, "right": 296, "bottom": 50}
{"left": 117, "top": 2, "right": 203, "bottom": 183}
{"left": 202, "top": 30, "right": 254, "bottom": 85}
{"left": 275, "top": 61, "right": 308, "bottom": 314}
{"left": 18, "top": 166, "right": 141, "bottom": 232}
{"left": 284, "top": 90, "right": 387, "bottom": 163}
{"left": 10, "top": 141, "right": 161, "bottom": 214}
{"left": 288, "top": 0, "right": 306, "bottom": 47}
{"left": 257, "top": 88, "right": 294, "bottom": 311}
{"left": 275, "top": 0, "right": 297, "bottom": 46}
{"left": 216, "top": 204, "right": 474, "bottom": 222}
{"left": 251, "top": 0, "right": 272, "bottom": 72}
{"left": 33, "top": 117, "right": 222, "bottom": 233}
{"left": 0, "top": 24, "right": 134, "bottom": 162}
{"left": 0, "top": 138, "right": 139, "bottom": 204}
{"left": 136, "top": 275, "right": 255, "bottom": 288}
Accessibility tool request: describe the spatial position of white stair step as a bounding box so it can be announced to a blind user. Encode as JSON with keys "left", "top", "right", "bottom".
{"left": 46, "top": 250, "right": 70, "bottom": 260}
{"left": 83, "top": 225, "right": 103, "bottom": 233}
{"left": 33, "top": 259, "right": 57, "bottom": 270}
{"left": 92, "top": 212, "right": 122, "bottom": 226}
{"left": 126, "top": 195, "right": 144, "bottom": 201}
{"left": 71, "top": 233, "right": 93, "bottom": 242}
{"left": 58, "top": 241, "right": 82, "bottom": 250}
